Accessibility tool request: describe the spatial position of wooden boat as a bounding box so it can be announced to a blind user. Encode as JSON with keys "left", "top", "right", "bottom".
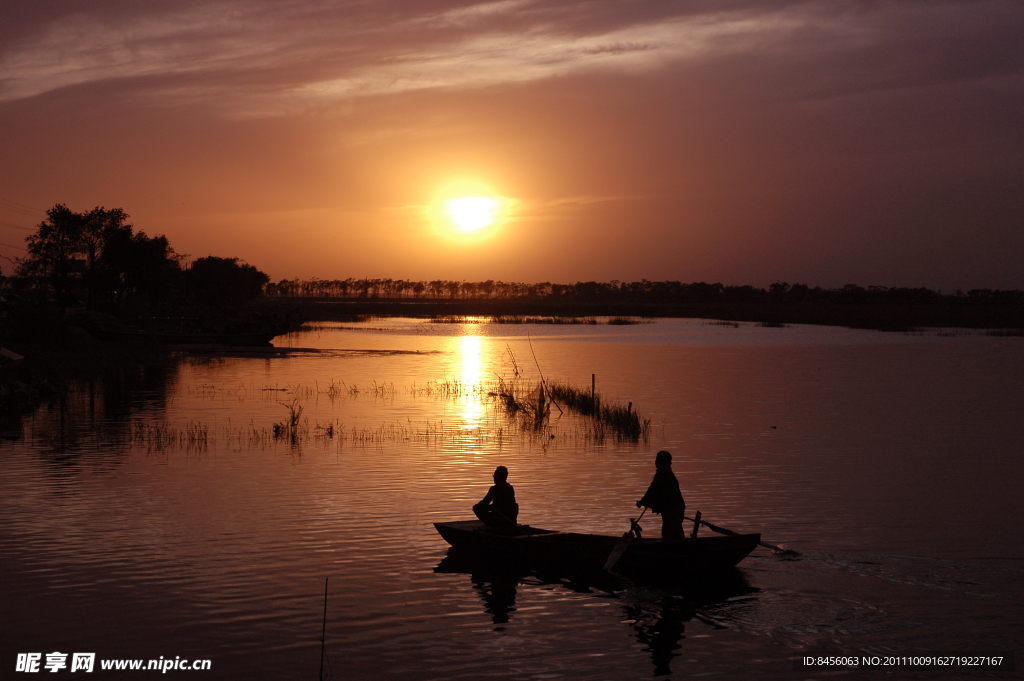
{"left": 434, "top": 520, "right": 760, "bottom": 580}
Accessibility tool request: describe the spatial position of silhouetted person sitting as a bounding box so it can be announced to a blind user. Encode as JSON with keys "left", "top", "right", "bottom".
{"left": 474, "top": 466, "right": 519, "bottom": 529}
{"left": 637, "top": 451, "right": 686, "bottom": 540}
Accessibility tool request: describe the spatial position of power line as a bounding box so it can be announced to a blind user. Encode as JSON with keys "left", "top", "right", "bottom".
{"left": 0, "top": 205, "right": 41, "bottom": 218}
{"left": 0, "top": 219, "right": 34, "bottom": 232}
{"left": 0, "top": 240, "right": 27, "bottom": 251}
{"left": 0, "top": 197, "right": 44, "bottom": 214}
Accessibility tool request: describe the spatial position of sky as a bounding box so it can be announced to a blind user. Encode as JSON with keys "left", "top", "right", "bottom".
{"left": 1, "top": 0, "right": 1022, "bottom": 289}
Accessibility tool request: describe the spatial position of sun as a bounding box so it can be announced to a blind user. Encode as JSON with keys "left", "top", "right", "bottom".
{"left": 427, "top": 179, "right": 515, "bottom": 241}
{"left": 446, "top": 196, "right": 496, "bottom": 232}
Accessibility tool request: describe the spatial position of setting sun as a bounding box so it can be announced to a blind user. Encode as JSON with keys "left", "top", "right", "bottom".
{"left": 446, "top": 197, "right": 496, "bottom": 232}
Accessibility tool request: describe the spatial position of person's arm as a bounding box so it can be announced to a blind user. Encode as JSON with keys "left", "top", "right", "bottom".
{"left": 477, "top": 486, "right": 495, "bottom": 508}
{"left": 638, "top": 471, "right": 670, "bottom": 510}
{"left": 638, "top": 478, "right": 658, "bottom": 509}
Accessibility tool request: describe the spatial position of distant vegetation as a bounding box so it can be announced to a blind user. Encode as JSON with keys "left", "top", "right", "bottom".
{"left": 4, "top": 204, "right": 1023, "bottom": 337}
{"left": 430, "top": 315, "right": 599, "bottom": 325}
{"left": 266, "top": 276, "right": 1024, "bottom": 306}
{"left": 266, "top": 277, "right": 1024, "bottom": 331}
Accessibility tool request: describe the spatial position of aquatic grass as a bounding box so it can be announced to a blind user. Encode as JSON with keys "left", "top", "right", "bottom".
{"left": 428, "top": 315, "right": 598, "bottom": 325}
{"left": 409, "top": 379, "right": 480, "bottom": 399}
{"left": 66, "top": 365, "right": 651, "bottom": 455}
{"left": 131, "top": 420, "right": 209, "bottom": 453}
{"left": 70, "top": 403, "right": 628, "bottom": 455}
{"left": 547, "top": 381, "right": 650, "bottom": 443}
{"left": 478, "top": 371, "right": 649, "bottom": 443}
{"left": 494, "top": 315, "right": 598, "bottom": 325}
{"left": 486, "top": 376, "right": 549, "bottom": 426}
{"left": 319, "top": 379, "right": 349, "bottom": 399}
{"left": 273, "top": 397, "right": 307, "bottom": 444}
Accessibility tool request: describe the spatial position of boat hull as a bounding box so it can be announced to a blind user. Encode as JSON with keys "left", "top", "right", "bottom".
{"left": 434, "top": 520, "right": 759, "bottom": 580}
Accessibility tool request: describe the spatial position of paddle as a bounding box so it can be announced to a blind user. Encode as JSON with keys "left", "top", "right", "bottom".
{"left": 603, "top": 507, "right": 647, "bottom": 572}
{"left": 684, "top": 515, "right": 798, "bottom": 555}
{"left": 485, "top": 507, "right": 532, "bottom": 536}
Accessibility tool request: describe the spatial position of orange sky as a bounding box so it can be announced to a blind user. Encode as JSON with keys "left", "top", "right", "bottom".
{"left": 1, "top": 1, "right": 1022, "bottom": 288}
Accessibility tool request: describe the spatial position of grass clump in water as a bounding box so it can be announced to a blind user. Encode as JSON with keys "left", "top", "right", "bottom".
{"left": 547, "top": 381, "right": 650, "bottom": 443}
{"left": 429, "top": 315, "right": 598, "bottom": 325}
{"left": 273, "top": 397, "right": 307, "bottom": 444}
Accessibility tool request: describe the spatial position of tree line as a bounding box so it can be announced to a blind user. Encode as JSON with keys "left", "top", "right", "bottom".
{"left": 266, "top": 277, "right": 1023, "bottom": 306}
{"left": 6, "top": 203, "right": 1020, "bottom": 315}
{"left": 5, "top": 204, "right": 269, "bottom": 312}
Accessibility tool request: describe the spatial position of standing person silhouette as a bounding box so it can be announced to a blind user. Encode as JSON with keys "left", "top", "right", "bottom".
{"left": 637, "top": 451, "right": 686, "bottom": 540}
{"left": 474, "top": 466, "right": 519, "bottom": 528}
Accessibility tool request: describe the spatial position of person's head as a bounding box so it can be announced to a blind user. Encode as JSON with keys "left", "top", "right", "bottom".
{"left": 493, "top": 465, "right": 509, "bottom": 483}
{"left": 655, "top": 450, "right": 672, "bottom": 470}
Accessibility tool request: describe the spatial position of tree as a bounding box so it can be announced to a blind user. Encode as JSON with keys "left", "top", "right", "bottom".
{"left": 187, "top": 256, "right": 269, "bottom": 306}
{"left": 81, "top": 207, "right": 130, "bottom": 308}
{"left": 20, "top": 204, "right": 85, "bottom": 305}
{"left": 92, "top": 213, "right": 181, "bottom": 307}
{"left": 18, "top": 204, "right": 182, "bottom": 310}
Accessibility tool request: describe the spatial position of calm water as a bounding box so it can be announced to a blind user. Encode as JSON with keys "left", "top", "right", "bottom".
{"left": 3, "top": 319, "right": 1022, "bottom": 679}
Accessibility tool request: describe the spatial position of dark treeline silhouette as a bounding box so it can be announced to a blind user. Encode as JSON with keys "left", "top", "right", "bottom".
{"left": 267, "top": 276, "right": 1024, "bottom": 305}
{"left": 264, "top": 277, "right": 1024, "bottom": 331}
{"left": 4, "top": 204, "right": 1021, "bottom": 333}
{"left": 1, "top": 204, "right": 277, "bottom": 421}
{"left": 5, "top": 204, "right": 268, "bottom": 313}
{"left": 188, "top": 256, "right": 269, "bottom": 307}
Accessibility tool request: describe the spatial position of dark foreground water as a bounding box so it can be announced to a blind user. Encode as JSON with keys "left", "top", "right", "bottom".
{"left": 3, "top": 319, "right": 1022, "bottom": 679}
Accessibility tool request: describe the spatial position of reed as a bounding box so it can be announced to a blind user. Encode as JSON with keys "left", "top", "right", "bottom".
{"left": 130, "top": 419, "right": 208, "bottom": 453}
{"left": 409, "top": 379, "right": 477, "bottom": 398}
{"left": 89, "top": 406, "right": 632, "bottom": 454}
{"left": 428, "top": 315, "right": 598, "bottom": 325}
{"left": 273, "top": 397, "right": 307, "bottom": 444}
{"left": 547, "top": 381, "right": 650, "bottom": 442}
{"left": 486, "top": 376, "right": 548, "bottom": 423}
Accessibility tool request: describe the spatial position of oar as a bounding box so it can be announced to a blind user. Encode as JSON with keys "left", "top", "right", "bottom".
{"left": 603, "top": 507, "right": 647, "bottom": 572}
{"left": 487, "top": 507, "right": 532, "bottom": 536}
{"left": 684, "top": 514, "right": 798, "bottom": 555}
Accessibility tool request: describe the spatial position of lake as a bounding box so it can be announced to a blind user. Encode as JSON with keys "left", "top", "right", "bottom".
{"left": 3, "top": 318, "right": 1022, "bottom": 678}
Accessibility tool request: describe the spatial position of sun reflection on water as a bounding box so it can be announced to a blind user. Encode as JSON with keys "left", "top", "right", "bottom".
{"left": 459, "top": 333, "right": 484, "bottom": 431}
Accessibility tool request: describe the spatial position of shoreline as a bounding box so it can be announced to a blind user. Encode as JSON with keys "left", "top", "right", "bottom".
{"left": 258, "top": 297, "right": 1024, "bottom": 334}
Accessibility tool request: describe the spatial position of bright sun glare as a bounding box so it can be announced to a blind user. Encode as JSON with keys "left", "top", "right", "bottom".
{"left": 446, "top": 197, "right": 496, "bottom": 232}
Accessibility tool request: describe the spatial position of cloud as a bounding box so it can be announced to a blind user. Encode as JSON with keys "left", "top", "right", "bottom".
{"left": 290, "top": 15, "right": 816, "bottom": 103}
{"left": 0, "top": 1, "right": 869, "bottom": 110}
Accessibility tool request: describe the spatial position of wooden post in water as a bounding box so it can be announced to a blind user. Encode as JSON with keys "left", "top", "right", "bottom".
{"left": 691, "top": 511, "right": 702, "bottom": 539}
{"left": 319, "top": 577, "right": 328, "bottom": 681}
{"left": 591, "top": 374, "right": 595, "bottom": 406}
